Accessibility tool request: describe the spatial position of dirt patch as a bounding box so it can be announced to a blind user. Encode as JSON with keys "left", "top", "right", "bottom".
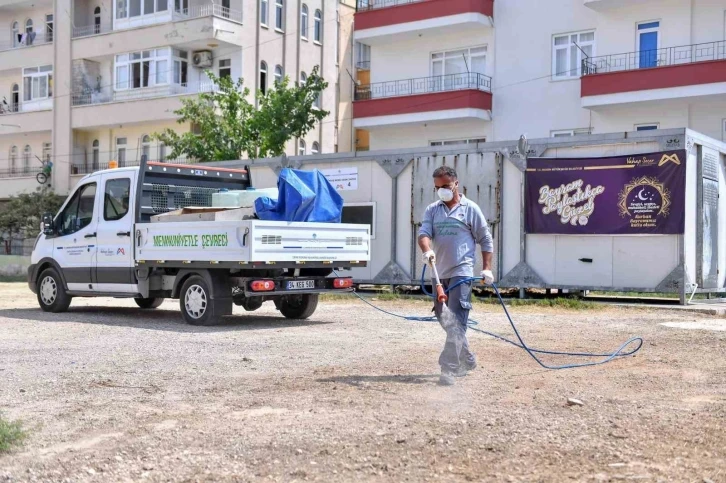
{"left": 0, "top": 283, "right": 724, "bottom": 482}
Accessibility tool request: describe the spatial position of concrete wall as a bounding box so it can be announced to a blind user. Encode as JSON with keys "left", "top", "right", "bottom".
{"left": 0, "top": 254, "right": 30, "bottom": 277}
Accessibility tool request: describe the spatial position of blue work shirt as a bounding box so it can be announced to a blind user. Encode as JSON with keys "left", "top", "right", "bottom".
{"left": 418, "top": 195, "right": 494, "bottom": 279}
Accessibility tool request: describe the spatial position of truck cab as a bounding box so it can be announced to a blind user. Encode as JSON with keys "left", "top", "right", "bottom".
{"left": 29, "top": 162, "right": 370, "bottom": 325}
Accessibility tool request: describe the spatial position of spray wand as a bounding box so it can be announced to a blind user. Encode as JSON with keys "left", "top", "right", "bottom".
{"left": 430, "top": 261, "right": 448, "bottom": 305}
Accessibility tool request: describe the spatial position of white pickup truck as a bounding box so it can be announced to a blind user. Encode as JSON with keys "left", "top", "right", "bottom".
{"left": 28, "top": 161, "right": 370, "bottom": 325}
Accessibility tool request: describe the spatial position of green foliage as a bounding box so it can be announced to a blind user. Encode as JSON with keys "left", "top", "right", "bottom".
{"left": 155, "top": 67, "right": 329, "bottom": 162}
{"left": 0, "top": 414, "right": 26, "bottom": 453}
{"left": 0, "top": 188, "right": 65, "bottom": 240}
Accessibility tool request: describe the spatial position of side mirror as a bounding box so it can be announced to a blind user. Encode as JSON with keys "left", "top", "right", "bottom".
{"left": 42, "top": 213, "right": 54, "bottom": 235}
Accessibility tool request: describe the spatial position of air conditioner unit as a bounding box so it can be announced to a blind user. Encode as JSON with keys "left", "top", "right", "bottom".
{"left": 192, "top": 51, "right": 213, "bottom": 68}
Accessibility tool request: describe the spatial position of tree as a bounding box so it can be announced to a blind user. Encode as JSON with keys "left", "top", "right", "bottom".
{"left": 0, "top": 188, "right": 65, "bottom": 248}
{"left": 155, "top": 67, "right": 329, "bottom": 161}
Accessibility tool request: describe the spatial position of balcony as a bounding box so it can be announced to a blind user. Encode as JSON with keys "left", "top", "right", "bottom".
{"left": 354, "top": 0, "right": 493, "bottom": 45}
{"left": 0, "top": 102, "right": 53, "bottom": 133}
{"left": 0, "top": 32, "right": 53, "bottom": 71}
{"left": 581, "top": 40, "right": 726, "bottom": 108}
{"left": 72, "top": 3, "right": 244, "bottom": 59}
{"left": 71, "top": 82, "right": 215, "bottom": 128}
{"left": 353, "top": 72, "right": 492, "bottom": 128}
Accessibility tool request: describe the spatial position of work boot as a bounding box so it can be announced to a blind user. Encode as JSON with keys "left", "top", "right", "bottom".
{"left": 438, "top": 371, "right": 456, "bottom": 386}
{"left": 463, "top": 360, "right": 477, "bottom": 372}
{"left": 453, "top": 366, "right": 469, "bottom": 378}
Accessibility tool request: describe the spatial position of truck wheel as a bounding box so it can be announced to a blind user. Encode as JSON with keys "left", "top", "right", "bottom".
{"left": 278, "top": 294, "right": 319, "bottom": 320}
{"left": 179, "top": 275, "right": 219, "bottom": 326}
{"left": 37, "top": 268, "right": 72, "bottom": 313}
{"left": 135, "top": 297, "right": 165, "bottom": 309}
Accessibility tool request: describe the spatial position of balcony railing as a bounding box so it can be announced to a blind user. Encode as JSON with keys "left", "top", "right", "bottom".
{"left": 72, "top": 82, "right": 217, "bottom": 107}
{"left": 176, "top": 4, "right": 243, "bottom": 23}
{"left": 72, "top": 23, "right": 113, "bottom": 38}
{"left": 354, "top": 72, "right": 492, "bottom": 101}
{"left": 0, "top": 167, "right": 43, "bottom": 179}
{"left": 356, "top": 0, "right": 427, "bottom": 11}
{"left": 0, "top": 31, "right": 52, "bottom": 53}
{"left": 72, "top": 3, "right": 242, "bottom": 39}
{"left": 582, "top": 40, "right": 726, "bottom": 75}
{"left": 0, "top": 99, "right": 53, "bottom": 115}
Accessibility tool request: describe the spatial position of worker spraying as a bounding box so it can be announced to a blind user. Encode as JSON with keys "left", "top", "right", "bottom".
{"left": 418, "top": 166, "right": 494, "bottom": 386}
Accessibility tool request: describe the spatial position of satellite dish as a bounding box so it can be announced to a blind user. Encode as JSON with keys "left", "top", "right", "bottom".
{"left": 518, "top": 135, "right": 528, "bottom": 156}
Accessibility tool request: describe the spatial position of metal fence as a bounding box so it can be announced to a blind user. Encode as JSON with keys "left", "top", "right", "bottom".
{"left": 0, "top": 31, "right": 52, "bottom": 52}
{"left": 0, "top": 167, "right": 43, "bottom": 179}
{"left": 72, "top": 3, "right": 242, "bottom": 38}
{"left": 72, "top": 82, "right": 217, "bottom": 107}
{"left": 582, "top": 40, "right": 726, "bottom": 75}
{"left": 2, "top": 238, "right": 35, "bottom": 256}
{"left": 356, "top": 0, "right": 427, "bottom": 11}
{"left": 354, "top": 72, "right": 492, "bottom": 101}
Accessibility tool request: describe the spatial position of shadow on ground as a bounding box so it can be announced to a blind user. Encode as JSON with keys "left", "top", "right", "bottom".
{"left": 0, "top": 306, "right": 334, "bottom": 333}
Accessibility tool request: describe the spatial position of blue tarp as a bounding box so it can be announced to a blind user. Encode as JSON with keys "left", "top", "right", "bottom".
{"left": 255, "top": 168, "right": 344, "bottom": 223}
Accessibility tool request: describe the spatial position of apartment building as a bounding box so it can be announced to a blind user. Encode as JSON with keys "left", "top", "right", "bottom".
{"left": 352, "top": 0, "right": 726, "bottom": 150}
{"left": 0, "top": 0, "right": 353, "bottom": 198}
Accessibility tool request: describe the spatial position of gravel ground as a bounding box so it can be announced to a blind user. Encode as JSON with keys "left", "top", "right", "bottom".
{"left": 0, "top": 282, "right": 724, "bottom": 482}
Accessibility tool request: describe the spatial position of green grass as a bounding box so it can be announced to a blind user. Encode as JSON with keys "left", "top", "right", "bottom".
{"left": 0, "top": 414, "right": 26, "bottom": 453}
{"left": 321, "top": 292, "right": 602, "bottom": 310}
{"left": 0, "top": 275, "right": 25, "bottom": 283}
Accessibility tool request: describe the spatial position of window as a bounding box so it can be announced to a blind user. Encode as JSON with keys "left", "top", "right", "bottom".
{"left": 45, "top": 14, "right": 53, "bottom": 42}
{"left": 637, "top": 21, "right": 660, "bottom": 68}
{"left": 274, "top": 65, "right": 283, "bottom": 85}
{"left": 94, "top": 7, "right": 101, "bottom": 33}
{"left": 551, "top": 128, "right": 591, "bottom": 137}
{"left": 117, "top": 0, "right": 128, "bottom": 19}
{"left": 341, "top": 203, "right": 375, "bottom": 238}
{"left": 172, "top": 49, "right": 189, "bottom": 86}
{"left": 141, "top": 134, "right": 151, "bottom": 162}
{"left": 275, "top": 0, "right": 283, "bottom": 30}
{"left": 552, "top": 31, "right": 594, "bottom": 79}
{"left": 300, "top": 71, "right": 307, "bottom": 84}
{"left": 42, "top": 142, "right": 51, "bottom": 163}
{"left": 260, "top": 61, "right": 268, "bottom": 94}
{"left": 219, "top": 59, "right": 231, "bottom": 79}
{"left": 115, "top": 49, "right": 181, "bottom": 90}
{"left": 431, "top": 46, "right": 487, "bottom": 90}
{"left": 311, "top": 141, "right": 319, "bottom": 154}
{"left": 9, "top": 146, "right": 17, "bottom": 173}
{"left": 11, "top": 83, "right": 19, "bottom": 111}
{"left": 104, "top": 178, "right": 131, "bottom": 221}
{"left": 59, "top": 183, "right": 97, "bottom": 236}
{"left": 356, "top": 42, "right": 370, "bottom": 69}
{"left": 298, "top": 139, "right": 306, "bottom": 155}
{"left": 25, "top": 19, "right": 32, "bottom": 33}
{"left": 313, "top": 9, "right": 321, "bottom": 43}
{"left": 430, "top": 138, "right": 486, "bottom": 146}
{"left": 260, "top": 0, "right": 268, "bottom": 26}
{"left": 11, "top": 21, "right": 19, "bottom": 47}
{"left": 23, "top": 66, "right": 53, "bottom": 101}
{"left": 116, "top": 137, "right": 127, "bottom": 167}
{"left": 635, "top": 123, "right": 659, "bottom": 131}
{"left": 158, "top": 142, "right": 166, "bottom": 162}
{"left": 92, "top": 140, "right": 100, "bottom": 169}
{"left": 22, "top": 145, "right": 31, "bottom": 173}
{"left": 301, "top": 5, "right": 308, "bottom": 39}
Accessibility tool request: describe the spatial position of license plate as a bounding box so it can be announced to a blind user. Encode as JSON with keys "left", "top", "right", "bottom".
{"left": 287, "top": 280, "right": 315, "bottom": 290}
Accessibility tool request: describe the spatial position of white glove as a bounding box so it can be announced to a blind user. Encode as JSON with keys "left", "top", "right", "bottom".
{"left": 480, "top": 269, "right": 494, "bottom": 285}
{"left": 422, "top": 250, "right": 436, "bottom": 266}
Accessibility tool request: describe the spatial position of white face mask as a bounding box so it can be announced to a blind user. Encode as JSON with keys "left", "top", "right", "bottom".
{"left": 437, "top": 188, "right": 454, "bottom": 202}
